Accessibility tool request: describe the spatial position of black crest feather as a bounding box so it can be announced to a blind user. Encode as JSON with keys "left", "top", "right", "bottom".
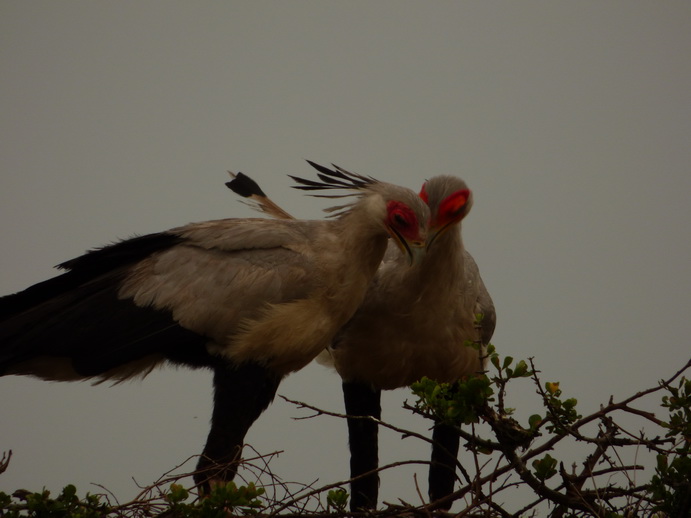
{"left": 289, "top": 161, "right": 377, "bottom": 193}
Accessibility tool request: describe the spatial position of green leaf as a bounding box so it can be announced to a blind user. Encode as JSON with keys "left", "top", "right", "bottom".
{"left": 513, "top": 360, "right": 529, "bottom": 378}
{"left": 326, "top": 488, "right": 349, "bottom": 511}
{"left": 532, "top": 454, "right": 558, "bottom": 482}
{"left": 166, "top": 483, "right": 189, "bottom": 504}
{"left": 60, "top": 484, "right": 77, "bottom": 502}
{"left": 528, "top": 414, "right": 543, "bottom": 430}
{"left": 656, "top": 454, "right": 668, "bottom": 473}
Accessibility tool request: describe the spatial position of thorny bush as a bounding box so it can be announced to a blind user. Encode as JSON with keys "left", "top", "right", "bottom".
{"left": 1, "top": 346, "right": 689, "bottom": 517}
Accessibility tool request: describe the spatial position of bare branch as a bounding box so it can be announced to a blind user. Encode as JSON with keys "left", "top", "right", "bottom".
{"left": 0, "top": 450, "right": 12, "bottom": 475}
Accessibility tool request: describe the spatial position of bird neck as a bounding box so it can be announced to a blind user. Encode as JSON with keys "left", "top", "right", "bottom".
{"left": 323, "top": 210, "right": 391, "bottom": 317}
{"left": 422, "top": 224, "right": 466, "bottom": 290}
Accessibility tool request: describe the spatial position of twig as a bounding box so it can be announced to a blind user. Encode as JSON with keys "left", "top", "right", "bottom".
{"left": 0, "top": 450, "right": 12, "bottom": 475}
{"left": 413, "top": 473, "right": 434, "bottom": 518}
{"left": 281, "top": 395, "right": 438, "bottom": 448}
{"left": 267, "top": 459, "right": 432, "bottom": 517}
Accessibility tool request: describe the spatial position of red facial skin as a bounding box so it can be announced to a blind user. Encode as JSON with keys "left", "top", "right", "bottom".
{"left": 419, "top": 183, "right": 430, "bottom": 204}
{"left": 436, "top": 189, "right": 470, "bottom": 227}
{"left": 420, "top": 183, "right": 471, "bottom": 228}
{"left": 385, "top": 200, "right": 423, "bottom": 241}
{"left": 419, "top": 183, "right": 471, "bottom": 253}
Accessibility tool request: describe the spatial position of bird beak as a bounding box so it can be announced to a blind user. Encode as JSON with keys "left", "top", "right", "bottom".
{"left": 388, "top": 227, "right": 427, "bottom": 266}
{"left": 405, "top": 240, "right": 426, "bottom": 266}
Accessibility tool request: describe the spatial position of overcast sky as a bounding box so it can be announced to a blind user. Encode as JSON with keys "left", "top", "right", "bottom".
{"left": 1, "top": 2, "right": 690, "bottom": 512}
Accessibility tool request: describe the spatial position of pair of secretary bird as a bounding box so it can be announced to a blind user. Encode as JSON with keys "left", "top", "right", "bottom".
{"left": 0, "top": 160, "right": 494, "bottom": 511}
{"left": 227, "top": 165, "right": 496, "bottom": 511}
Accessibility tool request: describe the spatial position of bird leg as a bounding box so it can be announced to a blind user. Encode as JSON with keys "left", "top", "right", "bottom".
{"left": 428, "top": 420, "right": 461, "bottom": 509}
{"left": 194, "top": 361, "right": 281, "bottom": 493}
{"left": 342, "top": 381, "right": 382, "bottom": 511}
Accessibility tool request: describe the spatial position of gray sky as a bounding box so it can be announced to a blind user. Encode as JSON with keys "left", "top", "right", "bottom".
{"left": 1, "top": 2, "right": 690, "bottom": 511}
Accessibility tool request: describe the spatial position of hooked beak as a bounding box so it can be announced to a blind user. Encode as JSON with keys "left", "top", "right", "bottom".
{"left": 406, "top": 240, "right": 427, "bottom": 265}
{"left": 389, "top": 227, "right": 427, "bottom": 266}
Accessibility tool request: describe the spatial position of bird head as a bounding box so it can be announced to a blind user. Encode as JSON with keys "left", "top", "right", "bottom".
{"left": 419, "top": 176, "right": 473, "bottom": 250}
{"left": 290, "top": 161, "right": 429, "bottom": 266}
{"left": 382, "top": 195, "right": 428, "bottom": 266}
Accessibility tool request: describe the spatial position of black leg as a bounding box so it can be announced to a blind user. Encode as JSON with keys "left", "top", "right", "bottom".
{"left": 194, "top": 361, "right": 281, "bottom": 492}
{"left": 428, "top": 421, "right": 460, "bottom": 509}
{"left": 342, "top": 381, "right": 381, "bottom": 511}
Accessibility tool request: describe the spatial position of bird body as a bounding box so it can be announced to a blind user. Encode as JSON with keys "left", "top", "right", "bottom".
{"left": 0, "top": 162, "right": 430, "bottom": 489}
{"left": 116, "top": 217, "right": 391, "bottom": 377}
{"left": 332, "top": 175, "right": 495, "bottom": 510}
{"left": 327, "top": 241, "right": 485, "bottom": 389}
{"left": 1, "top": 217, "right": 382, "bottom": 380}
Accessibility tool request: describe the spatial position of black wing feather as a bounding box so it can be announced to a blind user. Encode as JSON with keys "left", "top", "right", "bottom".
{"left": 0, "top": 232, "right": 211, "bottom": 378}
{"left": 0, "top": 232, "right": 182, "bottom": 321}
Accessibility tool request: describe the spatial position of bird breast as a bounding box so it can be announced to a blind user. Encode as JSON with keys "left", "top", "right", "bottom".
{"left": 330, "top": 296, "right": 485, "bottom": 389}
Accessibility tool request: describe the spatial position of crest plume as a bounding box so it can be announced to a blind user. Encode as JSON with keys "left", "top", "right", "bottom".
{"left": 289, "top": 161, "right": 377, "bottom": 195}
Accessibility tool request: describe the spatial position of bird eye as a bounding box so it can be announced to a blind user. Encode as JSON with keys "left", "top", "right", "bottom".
{"left": 386, "top": 201, "right": 417, "bottom": 233}
{"left": 393, "top": 212, "right": 410, "bottom": 227}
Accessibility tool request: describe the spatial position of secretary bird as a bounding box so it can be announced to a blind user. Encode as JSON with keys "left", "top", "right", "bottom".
{"left": 227, "top": 168, "right": 495, "bottom": 510}
{"left": 0, "top": 161, "right": 430, "bottom": 492}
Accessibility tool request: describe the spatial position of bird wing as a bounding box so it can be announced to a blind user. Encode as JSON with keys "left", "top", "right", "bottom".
{"left": 0, "top": 218, "right": 321, "bottom": 381}
{"left": 463, "top": 250, "right": 496, "bottom": 346}
{"left": 120, "top": 219, "right": 320, "bottom": 341}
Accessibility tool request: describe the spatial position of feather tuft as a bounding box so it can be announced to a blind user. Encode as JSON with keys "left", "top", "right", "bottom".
{"left": 225, "top": 172, "right": 266, "bottom": 198}
{"left": 290, "top": 161, "right": 377, "bottom": 192}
